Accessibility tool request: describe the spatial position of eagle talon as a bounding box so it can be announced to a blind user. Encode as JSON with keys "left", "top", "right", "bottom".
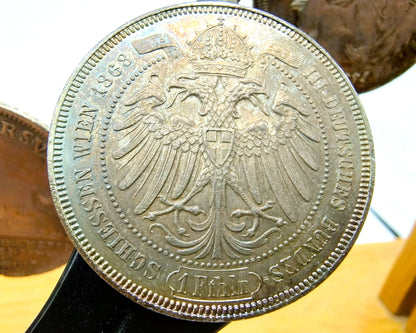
{"left": 144, "top": 213, "right": 156, "bottom": 221}
{"left": 264, "top": 200, "right": 275, "bottom": 210}
{"left": 158, "top": 195, "right": 170, "bottom": 205}
{"left": 243, "top": 228, "right": 255, "bottom": 237}
{"left": 231, "top": 209, "right": 243, "bottom": 218}
{"left": 177, "top": 226, "right": 188, "bottom": 236}
{"left": 155, "top": 196, "right": 204, "bottom": 216}
{"left": 143, "top": 197, "right": 205, "bottom": 237}
{"left": 232, "top": 201, "right": 283, "bottom": 236}
{"left": 187, "top": 206, "right": 206, "bottom": 216}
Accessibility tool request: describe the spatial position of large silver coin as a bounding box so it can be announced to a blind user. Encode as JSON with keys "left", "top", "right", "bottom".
{"left": 48, "top": 2, "right": 374, "bottom": 321}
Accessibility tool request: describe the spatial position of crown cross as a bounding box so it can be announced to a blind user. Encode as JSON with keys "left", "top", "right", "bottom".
{"left": 190, "top": 24, "right": 253, "bottom": 77}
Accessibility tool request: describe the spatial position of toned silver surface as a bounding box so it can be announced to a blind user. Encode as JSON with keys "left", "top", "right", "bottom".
{"left": 254, "top": 0, "right": 416, "bottom": 92}
{"left": 0, "top": 104, "right": 72, "bottom": 276}
{"left": 48, "top": 3, "right": 374, "bottom": 321}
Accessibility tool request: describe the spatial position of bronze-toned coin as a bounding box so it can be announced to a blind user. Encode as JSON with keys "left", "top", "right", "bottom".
{"left": 253, "top": 0, "right": 298, "bottom": 25}
{"left": 254, "top": 0, "right": 416, "bottom": 92}
{"left": 0, "top": 104, "right": 72, "bottom": 276}
{"left": 48, "top": 3, "right": 374, "bottom": 321}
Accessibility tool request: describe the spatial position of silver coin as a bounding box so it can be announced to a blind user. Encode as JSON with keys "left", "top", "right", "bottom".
{"left": 48, "top": 3, "right": 374, "bottom": 321}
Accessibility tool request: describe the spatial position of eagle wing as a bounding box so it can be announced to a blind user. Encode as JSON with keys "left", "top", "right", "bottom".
{"left": 234, "top": 89, "right": 321, "bottom": 222}
{"left": 111, "top": 80, "right": 203, "bottom": 215}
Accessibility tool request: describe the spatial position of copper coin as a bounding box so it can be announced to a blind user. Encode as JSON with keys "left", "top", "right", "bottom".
{"left": 253, "top": 0, "right": 298, "bottom": 25}
{"left": 48, "top": 3, "right": 374, "bottom": 321}
{"left": 254, "top": 0, "right": 416, "bottom": 92}
{"left": 0, "top": 104, "right": 72, "bottom": 276}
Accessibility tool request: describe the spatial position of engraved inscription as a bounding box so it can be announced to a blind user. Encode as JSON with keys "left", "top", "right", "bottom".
{"left": 75, "top": 168, "right": 161, "bottom": 278}
{"left": 268, "top": 216, "right": 339, "bottom": 283}
{"left": 304, "top": 67, "right": 355, "bottom": 210}
{"left": 0, "top": 120, "right": 16, "bottom": 138}
{"left": 327, "top": 98, "right": 355, "bottom": 211}
{"left": 0, "top": 119, "right": 46, "bottom": 157}
{"left": 304, "top": 68, "right": 338, "bottom": 108}
{"left": 91, "top": 53, "right": 133, "bottom": 98}
{"left": 97, "top": 219, "right": 162, "bottom": 278}
{"left": 293, "top": 218, "right": 338, "bottom": 266}
{"left": 0, "top": 238, "right": 70, "bottom": 271}
{"left": 331, "top": 158, "right": 354, "bottom": 210}
{"left": 73, "top": 104, "right": 98, "bottom": 159}
{"left": 167, "top": 266, "right": 261, "bottom": 301}
{"left": 75, "top": 168, "right": 97, "bottom": 199}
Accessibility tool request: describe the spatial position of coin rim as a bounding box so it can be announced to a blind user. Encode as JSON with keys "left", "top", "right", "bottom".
{"left": 0, "top": 102, "right": 49, "bottom": 134}
{"left": 47, "top": 2, "right": 375, "bottom": 321}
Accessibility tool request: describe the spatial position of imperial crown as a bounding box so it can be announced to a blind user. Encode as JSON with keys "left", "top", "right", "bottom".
{"left": 189, "top": 23, "right": 253, "bottom": 77}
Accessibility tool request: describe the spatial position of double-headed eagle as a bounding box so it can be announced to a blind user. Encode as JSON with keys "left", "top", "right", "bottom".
{"left": 111, "top": 23, "right": 321, "bottom": 259}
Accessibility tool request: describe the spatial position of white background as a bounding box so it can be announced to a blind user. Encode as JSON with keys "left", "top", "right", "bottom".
{"left": 0, "top": 0, "right": 415, "bottom": 243}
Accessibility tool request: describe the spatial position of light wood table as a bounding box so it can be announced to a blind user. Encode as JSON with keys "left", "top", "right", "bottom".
{"left": 222, "top": 240, "right": 407, "bottom": 333}
{"left": 0, "top": 240, "right": 407, "bottom": 332}
{"left": 0, "top": 265, "right": 63, "bottom": 332}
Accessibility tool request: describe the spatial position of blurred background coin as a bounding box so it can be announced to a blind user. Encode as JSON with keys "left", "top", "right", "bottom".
{"left": 0, "top": 104, "right": 72, "bottom": 276}
{"left": 253, "top": 0, "right": 416, "bottom": 92}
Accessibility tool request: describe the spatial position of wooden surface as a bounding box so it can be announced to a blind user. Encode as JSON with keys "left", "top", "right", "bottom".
{"left": 0, "top": 265, "right": 64, "bottom": 332}
{"left": 222, "top": 240, "right": 407, "bottom": 333}
{"left": 408, "top": 306, "right": 416, "bottom": 333}
{"left": 380, "top": 223, "right": 416, "bottom": 315}
{"left": 0, "top": 240, "right": 407, "bottom": 332}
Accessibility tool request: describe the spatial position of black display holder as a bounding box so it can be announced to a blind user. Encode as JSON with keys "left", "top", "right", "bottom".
{"left": 27, "top": 250, "right": 227, "bottom": 333}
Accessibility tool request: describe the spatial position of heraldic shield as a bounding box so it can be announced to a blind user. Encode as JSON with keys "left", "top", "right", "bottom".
{"left": 204, "top": 128, "right": 235, "bottom": 167}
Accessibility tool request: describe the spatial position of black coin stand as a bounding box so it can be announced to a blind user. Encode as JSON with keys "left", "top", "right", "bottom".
{"left": 27, "top": 250, "right": 227, "bottom": 333}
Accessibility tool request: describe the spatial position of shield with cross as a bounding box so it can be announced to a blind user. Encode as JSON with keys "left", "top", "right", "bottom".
{"left": 204, "top": 128, "right": 235, "bottom": 167}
